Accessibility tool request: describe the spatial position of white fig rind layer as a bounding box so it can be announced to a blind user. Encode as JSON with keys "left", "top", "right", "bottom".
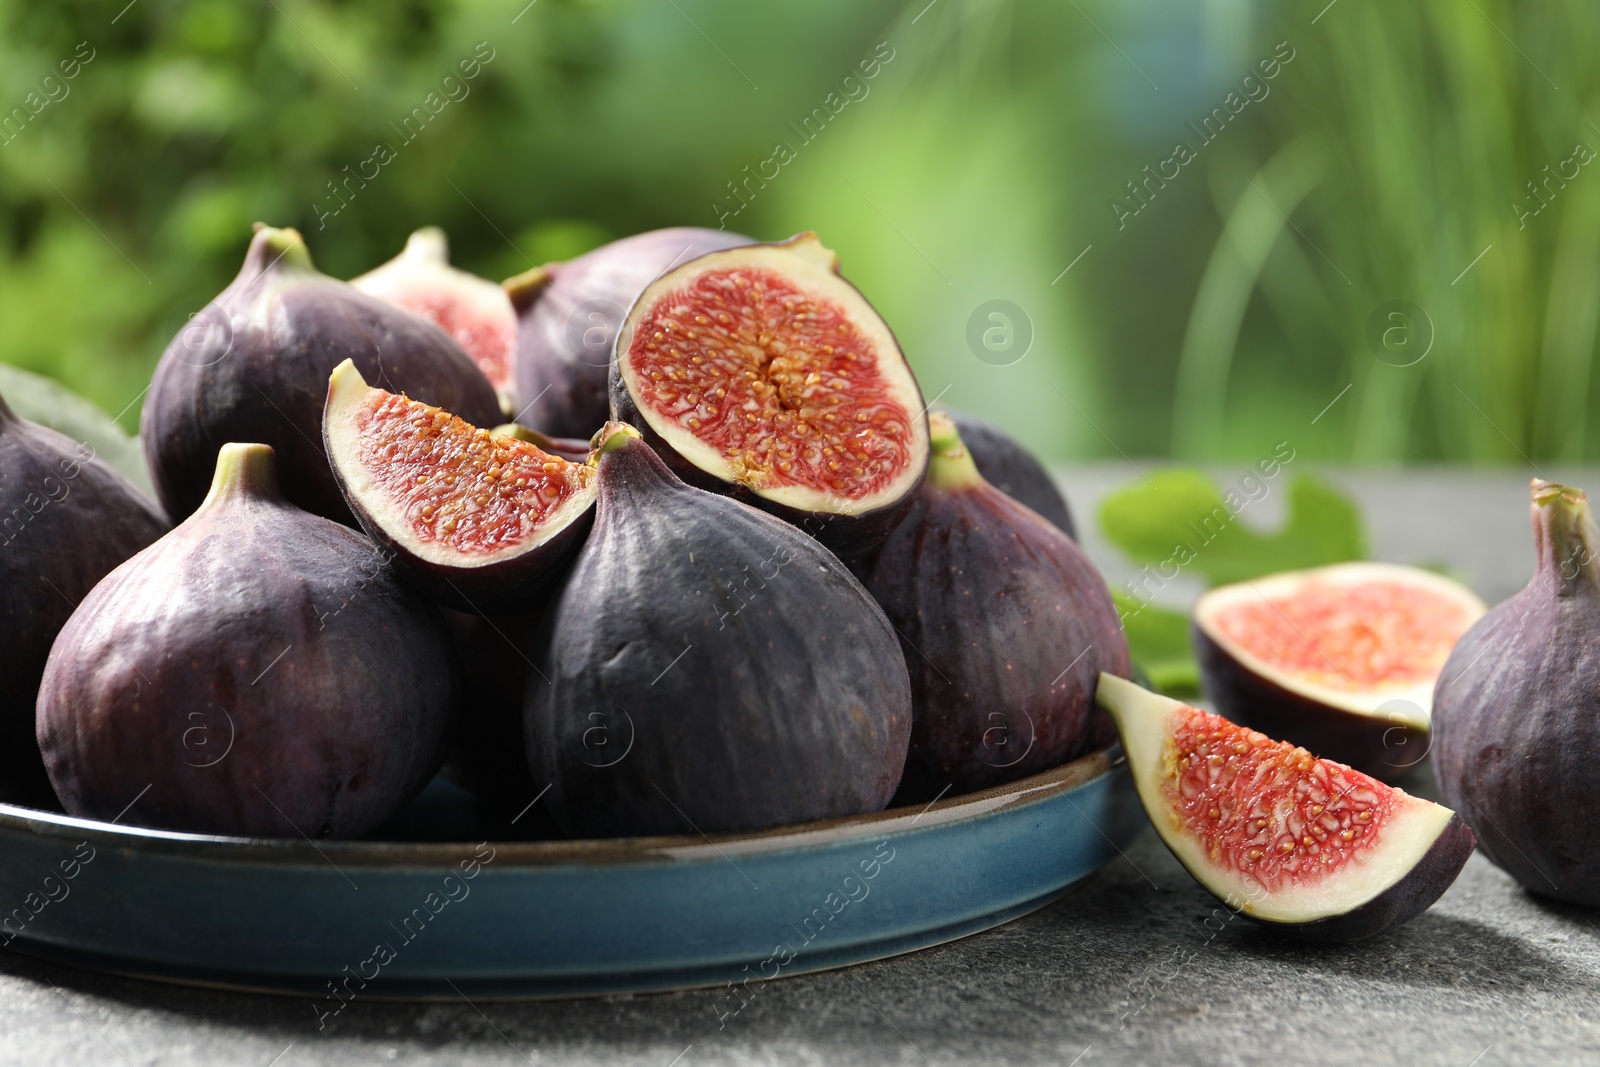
{"left": 1097, "top": 673, "right": 1458, "bottom": 925}
{"left": 1193, "top": 561, "right": 1487, "bottom": 729}
{"left": 325, "top": 361, "right": 595, "bottom": 569}
{"left": 614, "top": 234, "right": 928, "bottom": 517}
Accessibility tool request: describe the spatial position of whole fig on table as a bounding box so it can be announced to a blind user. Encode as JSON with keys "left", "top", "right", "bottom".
{"left": 507, "top": 226, "right": 752, "bottom": 438}
{"left": 857, "top": 412, "right": 1128, "bottom": 800}
{"left": 1433, "top": 480, "right": 1600, "bottom": 906}
{"left": 0, "top": 393, "right": 168, "bottom": 801}
{"left": 142, "top": 224, "right": 502, "bottom": 526}
{"left": 37, "top": 443, "right": 459, "bottom": 838}
{"left": 524, "top": 423, "right": 912, "bottom": 837}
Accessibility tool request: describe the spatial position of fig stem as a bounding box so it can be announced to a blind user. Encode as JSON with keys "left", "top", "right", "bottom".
{"left": 201, "top": 443, "right": 282, "bottom": 510}
{"left": 595, "top": 422, "right": 643, "bottom": 455}
{"left": 1532, "top": 479, "right": 1600, "bottom": 597}
{"left": 503, "top": 264, "right": 555, "bottom": 314}
{"left": 251, "top": 224, "right": 314, "bottom": 273}
{"left": 925, "top": 411, "right": 985, "bottom": 490}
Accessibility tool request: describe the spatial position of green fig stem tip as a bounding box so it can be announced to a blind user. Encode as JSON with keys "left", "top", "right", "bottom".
{"left": 925, "top": 411, "right": 984, "bottom": 490}
{"left": 201, "top": 443, "right": 281, "bottom": 510}
{"left": 1532, "top": 479, "right": 1600, "bottom": 595}
{"left": 594, "top": 422, "right": 642, "bottom": 455}
{"left": 503, "top": 264, "right": 554, "bottom": 314}
{"left": 251, "top": 223, "right": 314, "bottom": 271}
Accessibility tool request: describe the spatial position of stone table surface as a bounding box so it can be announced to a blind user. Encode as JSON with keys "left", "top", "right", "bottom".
{"left": 5, "top": 464, "right": 1599, "bottom": 1067}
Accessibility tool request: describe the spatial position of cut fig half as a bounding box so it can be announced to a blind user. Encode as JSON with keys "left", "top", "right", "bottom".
{"left": 610, "top": 232, "right": 930, "bottom": 556}
{"left": 1192, "top": 562, "right": 1486, "bottom": 781}
{"left": 1096, "top": 673, "right": 1475, "bottom": 942}
{"left": 353, "top": 227, "right": 519, "bottom": 414}
{"left": 324, "top": 360, "right": 596, "bottom": 612}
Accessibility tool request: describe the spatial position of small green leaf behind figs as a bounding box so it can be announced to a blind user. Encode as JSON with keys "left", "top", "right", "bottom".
{"left": 0, "top": 363, "right": 155, "bottom": 499}
{"left": 1098, "top": 469, "right": 1365, "bottom": 588}
{"left": 1114, "top": 593, "right": 1200, "bottom": 699}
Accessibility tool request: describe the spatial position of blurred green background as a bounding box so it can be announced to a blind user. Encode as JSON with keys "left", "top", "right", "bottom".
{"left": 0, "top": 0, "right": 1594, "bottom": 463}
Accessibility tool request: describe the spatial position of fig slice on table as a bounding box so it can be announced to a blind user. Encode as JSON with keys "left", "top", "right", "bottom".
{"left": 352, "top": 226, "right": 520, "bottom": 414}
{"left": 1097, "top": 673, "right": 1475, "bottom": 942}
{"left": 1192, "top": 562, "right": 1486, "bottom": 781}
{"left": 324, "top": 360, "right": 597, "bottom": 613}
{"left": 610, "top": 232, "right": 930, "bottom": 556}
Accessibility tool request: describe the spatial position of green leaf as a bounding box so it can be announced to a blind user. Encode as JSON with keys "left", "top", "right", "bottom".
{"left": 0, "top": 363, "right": 156, "bottom": 499}
{"left": 1115, "top": 593, "right": 1200, "bottom": 698}
{"left": 1098, "top": 469, "right": 1365, "bottom": 588}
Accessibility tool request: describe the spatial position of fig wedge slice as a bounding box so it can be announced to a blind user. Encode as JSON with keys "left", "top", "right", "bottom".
{"left": 324, "top": 360, "right": 596, "bottom": 612}
{"left": 1097, "top": 673, "right": 1475, "bottom": 942}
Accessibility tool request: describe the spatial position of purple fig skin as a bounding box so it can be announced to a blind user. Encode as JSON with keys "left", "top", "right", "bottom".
{"left": 142, "top": 226, "right": 502, "bottom": 527}
{"left": 858, "top": 415, "right": 1129, "bottom": 800}
{"left": 1192, "top": 625, "right": 1427, "bottom": 784}
{"left": 0, "top": 396, "right": 169, "bottom": 802}
{"left": 509, "top": 227, "right": 751, "bottom": 439}
{"left": 1432, "top": 481, "right": 1600, "bottom": 906}
{"left": 524, "top": 424, "right": 912, "bottom": 838}
{"left": 1269, "top": 814, "right": 1477, "bottom": 942}
{"left": 36, "top": 443, "right": 459, "bottom": 839}
{"left": 943, "top": 409, "right": 1076, "bottom": 539}
{"left": 440, "top": 606, "right": 551, "bottom": 818}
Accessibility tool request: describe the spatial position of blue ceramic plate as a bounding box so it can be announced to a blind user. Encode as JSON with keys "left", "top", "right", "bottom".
{"left": 0, "top": 747, "right": 1143, "bottom": 1000}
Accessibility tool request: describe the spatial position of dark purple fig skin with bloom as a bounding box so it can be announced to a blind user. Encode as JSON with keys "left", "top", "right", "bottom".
{"left": 1433, "top": 480, "right": 1600, "bottom": 906}
{"left": 37, "top": 443, "right": 459, "bottom": 838}
{"left": 507, "top": 227, "right": 751, "bottom": 439}
{"left": 524, "top": 423, "right": 911, "bottom": 838}
{"left": 858, "top": 413, "right": 1128, "bottom": 801}
{"left": 0, "top": 394, "right": 168, "bottom": 802}
{"left": 142, "top": 225, "right": 501, "bottom": 526}
{"left": 943, "top": 409, "right": 1076, "bottom": 539}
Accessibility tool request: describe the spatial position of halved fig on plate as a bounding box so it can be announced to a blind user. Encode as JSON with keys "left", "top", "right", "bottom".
{"left": 324, "top": 360, "right": 596, "bottom": 613}
{"left": 1192, "top": 562, "right": 1486, "bottom": 781}
{"left": 1097, "top": 673, "right": 1475, "bottom": 942}
{"left": 610, "top": 232, "right": 930, "bottom": 556}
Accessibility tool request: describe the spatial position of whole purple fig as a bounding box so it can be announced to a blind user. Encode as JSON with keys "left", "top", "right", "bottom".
{"left": 142, "top": 225, "right": 502, "bottom": 526}
{"left": 858, "top": 412, "right": 1128, "bottom": 799}
{"left": 507, "top": 227, "right": 751, "bottom": 439}
{"left": 0, "top": 393, "right": 168, "bottom": 799}
{"left": 37, "top": 443, "right": 459, "bottom": 838}
{"left": 1433, "top": 480, "right": 1600, "bottom": 905}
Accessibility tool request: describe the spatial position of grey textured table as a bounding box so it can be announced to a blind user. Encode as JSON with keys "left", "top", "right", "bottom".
{"left": 6, "top": 465, "right": 1599, "bottom": 1067}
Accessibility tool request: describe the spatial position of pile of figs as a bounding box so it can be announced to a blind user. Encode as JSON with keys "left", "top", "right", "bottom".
{"left": 4, "top": 222, "right": 1126, "bottom": 845}
{"left": 8, "top": 218, "right": 1595, "bottom": 943}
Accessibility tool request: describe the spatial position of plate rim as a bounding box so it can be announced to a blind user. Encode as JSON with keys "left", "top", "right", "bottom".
{"left": 0, "top": 744, "right": 1125, "bottom": 867}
